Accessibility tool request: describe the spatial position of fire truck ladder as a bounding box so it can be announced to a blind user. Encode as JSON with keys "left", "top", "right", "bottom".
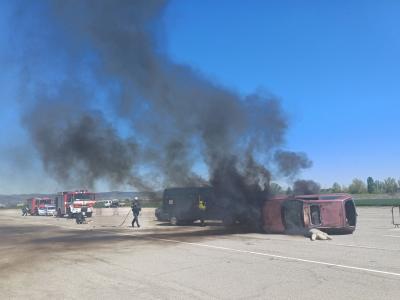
{"left": 391, "top": 205, "right": 400, "bottom": 228}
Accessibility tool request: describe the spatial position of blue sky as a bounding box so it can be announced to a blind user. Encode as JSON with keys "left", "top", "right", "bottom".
{"left": 163, "top": 0, "right": 400, "bottom": 186}
{"left": 1, "top": 0, "right": 400, "bottom": 193}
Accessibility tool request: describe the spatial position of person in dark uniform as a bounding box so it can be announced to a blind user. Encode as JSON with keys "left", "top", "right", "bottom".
{"left": 75, "top": 212, "right": 85, "bottom": 224}
{"left": 131, "top": 199, "right": 141, "bottom": 228}
{"left": 21, "top": 206, "right": 27, "bottom": 216}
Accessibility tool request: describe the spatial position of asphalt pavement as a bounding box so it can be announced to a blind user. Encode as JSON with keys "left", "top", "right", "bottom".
{"left": 0, "top": 207, "right": 399, "bottom": 299}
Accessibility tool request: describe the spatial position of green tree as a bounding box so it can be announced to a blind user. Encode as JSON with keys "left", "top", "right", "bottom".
{"left": 367, "top": 177, "right": 375, "bottom": 193}
{"left": 331, "top": 182, "right": 342, "bottom": 193}
{"left": 270, "top": 183, "right": 283, "bottom": 195}
{"left": 348, "top": 178, "right": 367, "bottom": 194}
{"left": 384, "top": 177, "right": 398, "bottom": 195}
{"left": 375, "top": 180, "right": 385, "bottom": 193}
{"left": 286, "top": 187, "right": 293, "bottom": 195}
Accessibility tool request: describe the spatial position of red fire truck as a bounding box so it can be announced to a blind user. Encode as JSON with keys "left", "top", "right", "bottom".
{"left": 55, "top": 190, "right": 96, "bottom": 218}
{"left": 26, "top": 197, "right": 54, "bottom": 216}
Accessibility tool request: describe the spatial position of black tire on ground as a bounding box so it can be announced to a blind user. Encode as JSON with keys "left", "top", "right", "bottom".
{"left": 86, "top": 212, "right": 92, "bottom": 218}
{"left": 222, "top": 215, "right": 234, "bottom": 227}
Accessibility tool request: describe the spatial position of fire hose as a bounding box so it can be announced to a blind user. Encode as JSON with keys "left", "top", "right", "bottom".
{"left": 118, "top": 209, "right": 132, "bottom": 227}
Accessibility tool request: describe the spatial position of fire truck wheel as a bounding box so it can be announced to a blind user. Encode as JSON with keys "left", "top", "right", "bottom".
{"left": 170, "top": 216, "right": 179, "bottom": 226}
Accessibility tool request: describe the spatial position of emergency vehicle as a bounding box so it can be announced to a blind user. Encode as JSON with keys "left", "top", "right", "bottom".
{"left": 26, "top": 197, "right": 54, "bottom": 216}
{"left": 55, "top": 190, "right": 96, "bottom": 218}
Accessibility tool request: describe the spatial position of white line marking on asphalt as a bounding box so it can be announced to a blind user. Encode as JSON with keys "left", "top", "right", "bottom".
{"left": 149, "top": 237, "right": 400, "bottom": 278}
{"left": 234, "top": 235, "right": 399, "bottom": 252}
{"left": 384, "top": 235, "right": 400, "bottom": 238}
{"left": 329, "top": 243, "right": 398, "bottom": 251}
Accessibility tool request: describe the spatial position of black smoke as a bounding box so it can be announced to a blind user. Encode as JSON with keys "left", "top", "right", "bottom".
{"left": 293, "top": 180, "right": 321, "bottom": 195}
{"left": 12, "top": 1, "right": 311, "bottom": 208}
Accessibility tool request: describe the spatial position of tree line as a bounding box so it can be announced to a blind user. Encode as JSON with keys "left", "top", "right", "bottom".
{"left": 327, "top": 177, "right": 400, "bottom": 195}
{"left": 270, "top": 177, "right": 400, "bottom": 195}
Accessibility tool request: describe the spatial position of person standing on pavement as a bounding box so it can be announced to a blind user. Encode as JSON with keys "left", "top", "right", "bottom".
{"left": 131, "top": 198, "right": 141, "bottom": 228}
{"left": 198, "top": 197, "right": 206, "bottom": 226}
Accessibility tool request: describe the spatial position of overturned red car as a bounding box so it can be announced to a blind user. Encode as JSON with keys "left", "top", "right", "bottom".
{"left": 262, "top": 193, "right": 357, "bottom": 234}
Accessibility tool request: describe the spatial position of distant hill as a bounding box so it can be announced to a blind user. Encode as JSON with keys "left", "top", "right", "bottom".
{"left": 0, "top": 191, "right": 162, "bottom": 208}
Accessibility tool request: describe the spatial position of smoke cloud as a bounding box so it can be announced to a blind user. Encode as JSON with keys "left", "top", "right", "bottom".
{"left": 293, "top": 180, "right": 321, "bottom": 195}
{"left": 13, "top": 1, "right": 311, "bottom": 207}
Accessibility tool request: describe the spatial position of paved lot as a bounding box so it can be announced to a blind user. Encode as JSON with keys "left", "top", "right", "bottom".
{"left": 1, "top": 207, "right": 400, "bottom": 299}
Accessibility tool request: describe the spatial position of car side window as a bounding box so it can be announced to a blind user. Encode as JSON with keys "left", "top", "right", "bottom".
{"left": 310, "top": 205, "right": 321, "bottom": 225}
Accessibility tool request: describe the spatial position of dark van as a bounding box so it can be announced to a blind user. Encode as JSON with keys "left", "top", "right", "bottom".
{"left": 158, "top": 187, "right": 219, "bottom": 225}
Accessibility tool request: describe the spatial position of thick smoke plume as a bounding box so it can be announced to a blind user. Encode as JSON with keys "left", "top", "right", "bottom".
{"left": 293, "top": 180, "right": 321, "bottom": 195}
{"left": 14, "top": 1, "right": 311, "bottom": 208}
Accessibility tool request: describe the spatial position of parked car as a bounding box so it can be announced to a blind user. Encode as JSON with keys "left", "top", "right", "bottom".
{"left": 38, "top": 206, "right": 47, "bottom": 216}
{"left": 110, "top": 200, "right": 120, "bottom": 208}
{"left": 103, "top": 200, "right": 113, "bottom": 208}
{"left": 46, "top": 205, "right": 56, "bottom": 216}
{"left": 38, "top": 205, "right": 56, "bottom": 216}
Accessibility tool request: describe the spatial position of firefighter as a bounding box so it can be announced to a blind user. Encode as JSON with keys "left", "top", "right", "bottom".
{"left": 75, "top": 212, "right": 85, "bottom": 224}
{"left": 198, "top": 197, "right": 206, "bottom": 226}
{"left": 21, "top": 206, "right": 27, "bottom": 216}
{"left": 131, "top": 199, "right": 141, "bottom": 228}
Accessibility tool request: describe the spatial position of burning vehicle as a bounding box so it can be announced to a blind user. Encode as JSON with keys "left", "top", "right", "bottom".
{"left": 55, "top": 190, "right": 96, "bottom": 218}
{"left": 156, "top": 186, "right": 257, "bottom": 228}
{"left": 262, "top": 194, "right": 357, "bottom": 234}
{"left": 157, "top": 187, "right": 219, "bottom": 225}
{"left": 26, "top": 197, "right": 54, "bottom": 216}
{"left": 157, "top": 188, "right": 357, "bottom": 235}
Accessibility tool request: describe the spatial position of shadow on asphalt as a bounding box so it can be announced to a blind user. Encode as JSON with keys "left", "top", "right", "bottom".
{"left": 0, "top": 223, "right": 256, "bottom": 251}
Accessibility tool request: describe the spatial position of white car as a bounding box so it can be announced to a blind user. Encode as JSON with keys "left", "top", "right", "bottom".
{"left": 46, "top": 205, "right": 56, "bottom": 216}
{"left": 38, "top": 205, "right": 56, "bottom": 216}
{"left": 38, "top": 207, "right": 47, "bottom": 216}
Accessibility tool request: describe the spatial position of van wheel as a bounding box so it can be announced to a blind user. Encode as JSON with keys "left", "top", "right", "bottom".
{"left": 223, "top": 215, "right": 234, "bottom": 226}
{"left": 86, "top": 212, "right": 92, "bottom": 218}
{"left": 170, "top": 216, "right": 179, "bottom": 225}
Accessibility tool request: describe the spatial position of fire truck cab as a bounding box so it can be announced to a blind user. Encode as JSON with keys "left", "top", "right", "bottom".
{"left": 55, "top": 190, "right": 96, "bottom": 218}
